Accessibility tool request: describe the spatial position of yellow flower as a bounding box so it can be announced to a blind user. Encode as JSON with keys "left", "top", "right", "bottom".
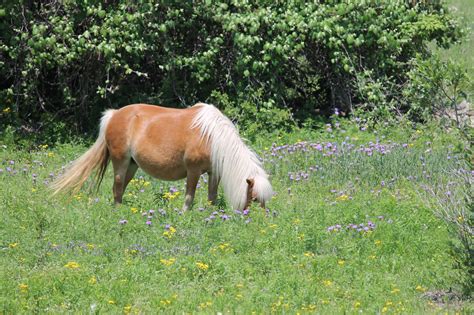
{"left": 3, "top": 107, "right": 11, "bottom": 113}
{"left": 304, "top": 252, "right": 315, "bottom": 257}
{"left": 322, "top": 280, "right": 333, "bottom": 287}
{"left": 131, "top": 207, "right": 138, "bottom": 213}
{"left": 354, "top": 301, "right": 361, "bottom": 308}
{"left": 160, "top": 258, "right": 176, "bottom": 266}
{"left": 297, "top": 233, "right": 305, "bottom": 240}
{"left": 64, "top": 261, "right": 80, "bottom": 269}
{"left": 9, "top": 242, "right": 18, "bottom": 248}
{"left": 369, "top": 255, "right": 376, "bottom": 259}
{"left": 375, "top": 240, "right": 382, "bottom": 246}
{"left": 160, "top": 299, "right": 171, "bottom": 306}
{"left": 336, "top": 194, "right": 349, "bottom": 201}
{"left": 337, "top": 259, "right": 345, "bottom": 266}
{"left": 123, "top": 305, "right": 132, "bottom": 314}
{"left": 196, "top": 262, "right": 209, "bottom": 271}
{"left": 416, "top": 285, "right": 426, "bottom": 292}
{"left": 163, "top": 226, "right": 176, "bottom": 238}
{"left": 88, "top": 276, "right": 97, "bottom": 284}
{"left": 269, "top": 224, "right": 278, "bottom": 229}
{"left": 391, "top": 288, "right": 400, "bottom": 294}
{"left": 47, "top": 152, "right": 54, "bottom": 157}
{"left": 108, "top": 300, "right": 116, "bottom": 305}
{"left": 293, "top": 218, "right": 301, "bottom": 225}
{"left": 19, "top": 283, "right": 28, "bottom": 293}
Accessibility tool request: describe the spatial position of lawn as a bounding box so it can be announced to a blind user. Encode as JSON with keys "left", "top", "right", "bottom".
{"left": 1, "top": 118, "right": 471, "bottom": 313}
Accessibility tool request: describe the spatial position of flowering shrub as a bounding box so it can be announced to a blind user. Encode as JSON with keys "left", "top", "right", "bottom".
{"left": 0, "top": 1, "right": 465, "bottom": 138}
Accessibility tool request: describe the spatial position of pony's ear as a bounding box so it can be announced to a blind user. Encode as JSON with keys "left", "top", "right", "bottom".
{"left": 246, "top": 178, "right": 255, "bottom": 188}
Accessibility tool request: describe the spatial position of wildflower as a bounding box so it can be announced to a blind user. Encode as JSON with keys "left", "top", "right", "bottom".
{"left": 108, "top": 300, "right": 116, "bottom": 305}
{"left": 354, "top": 301, "right": 361, "bottom": 308}
{"left": 391, "top": 288, "right": 400, "bottom": 294}
{"left": 336, "top": 194, "right": 349, "bottom": 201}
{"left": 123, "top": 305, "right": 132, "bottom": 314}
{"left": 131, "top": 207, "right": 138, "bottom": 213}
{"left": 160, "top": 258, "right": 176, "bottom": 266}
{"left": 64, "top": 261, "right": 80, "bottom": 269}
{"left": 163, "top": 225, "right": 176, "bottom": 238}
{"left": 9, "top": 242, "right": 18, "bottom": 248}
{"left": 88, "top": 276, "right": 97, "bottom": 284}
{"left": 322, "top": 280, "right": 333, "bottom": 287}
{"left": 119, "top": 219, "right": 128, "bottom": 225}
{"left": 375, "top": 240, "right": 382, "bottom": 246}
{"left": 3, "top": 107, "right": 11, "bottom": 113}
{"left": 304, "top": 252, "right": 315, "bottom": 257}
{"left": 19, "top": 283, "right": 28, "bottom": 293}
{"left": 337, "top": 259, "right": 345, "bottom": 266}
{"left": 196, "top": 262, "right": 209, "bottom": 271}
{"left": 146, "top": 220, "right": 152, "bottom": 226}
{"left": 416, "top": 285, "right": 426, "bottom": 292}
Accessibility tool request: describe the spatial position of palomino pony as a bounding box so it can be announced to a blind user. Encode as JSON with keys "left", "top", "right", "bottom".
{"left": 51, "top": 103, "right": 273, "bottom": 211}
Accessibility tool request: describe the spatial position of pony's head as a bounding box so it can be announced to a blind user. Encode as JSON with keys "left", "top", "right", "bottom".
{"left": 244, "top": 174, "right": 273, "bottom": 209}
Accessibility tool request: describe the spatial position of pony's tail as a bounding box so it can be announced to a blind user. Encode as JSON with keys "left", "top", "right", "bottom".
{"left": 51, "top": 109, "right": 116, "bottom": 195}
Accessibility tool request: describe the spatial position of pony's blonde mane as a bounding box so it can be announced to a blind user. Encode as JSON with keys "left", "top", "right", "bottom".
{"left": 191, "top": 103, "right": 273, "bottom": 210}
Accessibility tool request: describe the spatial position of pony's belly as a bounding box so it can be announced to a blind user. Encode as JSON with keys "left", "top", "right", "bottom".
{"left": 135, "top": 159, "right": 187, "bottom": 181}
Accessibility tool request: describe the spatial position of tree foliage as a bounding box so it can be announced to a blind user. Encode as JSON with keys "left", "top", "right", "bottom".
{"left": 0, "top": 1, "right": 465, "bottom": 138}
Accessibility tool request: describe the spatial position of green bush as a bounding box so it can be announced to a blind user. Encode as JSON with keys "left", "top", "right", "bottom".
{"left": 0, "top": 1, "right": 465, "bottom": 139}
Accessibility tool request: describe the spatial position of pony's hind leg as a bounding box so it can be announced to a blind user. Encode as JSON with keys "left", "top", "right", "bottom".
{"left": 112, "top": 158, "right": 137, "bottom": 205}
{"left": 183, "top": 170, "right": 200, "bottom": 211}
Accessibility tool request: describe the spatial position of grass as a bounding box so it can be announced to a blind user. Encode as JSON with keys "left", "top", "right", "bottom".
{"left": 1, "top": 118, "right": 471, "bottom": 313}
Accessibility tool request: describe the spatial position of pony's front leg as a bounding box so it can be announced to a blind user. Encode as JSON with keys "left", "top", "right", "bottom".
{"left": 183, "top": 171, "right": 200, "bottom": 211}
{"left": 208, "top": 173, "right": 220, "bottom": 205}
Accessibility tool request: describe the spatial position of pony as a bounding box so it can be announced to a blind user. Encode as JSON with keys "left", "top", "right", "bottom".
{"left": 51, "top": 103, "right": 273, "bottom": 211}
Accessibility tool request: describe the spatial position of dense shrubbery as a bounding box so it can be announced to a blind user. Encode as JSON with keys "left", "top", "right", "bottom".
{"left": 0, "top": 1, "right": 467, "bottom": 138}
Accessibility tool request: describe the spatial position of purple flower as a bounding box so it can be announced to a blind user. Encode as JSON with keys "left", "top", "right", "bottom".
{"left": 149, "top": 209, "right": 155, "bottom": 215}
{"left": 146, "top": 220, "right": 152, "bottom": 226}
{"left": 243, "top": 209, "right": 250, "bottom": 216}
{"left": 119, "top": 219, "right": 128, "bottom": 225}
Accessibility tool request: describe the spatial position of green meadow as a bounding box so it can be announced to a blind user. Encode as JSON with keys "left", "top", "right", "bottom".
{"left": 1, "top": 119, "right": 471, "bottom": 313}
